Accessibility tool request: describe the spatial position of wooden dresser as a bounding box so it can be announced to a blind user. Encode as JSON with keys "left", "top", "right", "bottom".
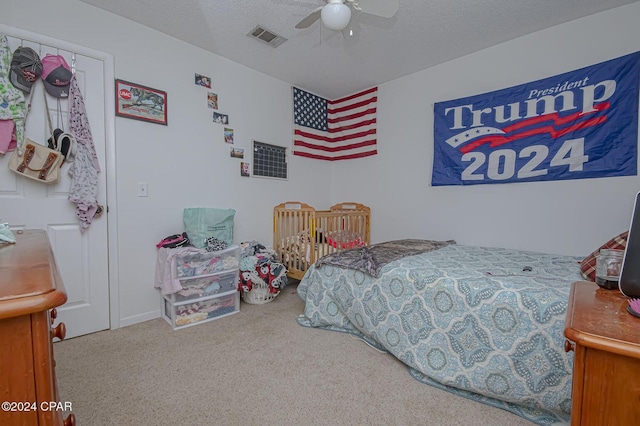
{"left": 564, "top": 280, "right": 640, "bottom": 425}
{"left": 0, "top": 230, "right": 76, "bottom": 426}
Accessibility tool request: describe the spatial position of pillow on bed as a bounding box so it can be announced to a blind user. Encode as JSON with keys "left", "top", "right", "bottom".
{"left": 579, "top": 231, "right": 628, "bottom": 281}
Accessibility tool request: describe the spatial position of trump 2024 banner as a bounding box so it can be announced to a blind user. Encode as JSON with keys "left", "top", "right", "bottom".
{"left": 432, "top": 52, "right": 640, "bottom": 186}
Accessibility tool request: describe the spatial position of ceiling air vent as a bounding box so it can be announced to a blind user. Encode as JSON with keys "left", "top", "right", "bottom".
{"left": 248, "top": 25, "right": 287, "bottom": 48}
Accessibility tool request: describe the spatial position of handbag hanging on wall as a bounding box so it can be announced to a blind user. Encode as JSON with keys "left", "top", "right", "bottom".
{"left": 7, "top": 81, "right": 64, "bottom": 184}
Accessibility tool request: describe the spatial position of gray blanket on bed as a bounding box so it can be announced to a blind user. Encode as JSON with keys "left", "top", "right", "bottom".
{"left": 315, "top": 239, "right": 456, "bottom": 277}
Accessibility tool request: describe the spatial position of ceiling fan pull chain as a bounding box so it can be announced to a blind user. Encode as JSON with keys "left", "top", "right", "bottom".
{"left": 295, "top": 0, "right": 398, "bottom": 32}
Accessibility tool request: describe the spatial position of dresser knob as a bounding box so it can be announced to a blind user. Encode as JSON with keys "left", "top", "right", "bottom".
{"left": 63, "top": 413, "right": 76, "bottom": 426}
{"left": 50, "top": 308, "right": 57, "bottom": 324}
{"left": 52, "top": 322, "right": 66, "bottom": 341}
{"left": 564, "top": 339, "right": 575, "bottom": 353}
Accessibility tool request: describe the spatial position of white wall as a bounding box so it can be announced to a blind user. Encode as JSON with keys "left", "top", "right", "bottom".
{"left": 2, "top": 0, "right": 333, "bottom": 326}
{"left": 4, "top": 1, "right": 640, "bottom": 328}
{"left": 331, "top": 2, "right": 640, "bottom": 257}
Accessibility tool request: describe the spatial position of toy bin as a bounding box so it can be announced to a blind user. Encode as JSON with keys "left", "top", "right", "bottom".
{"left": 162, "top": 291, "right": 239, "bottom": 330}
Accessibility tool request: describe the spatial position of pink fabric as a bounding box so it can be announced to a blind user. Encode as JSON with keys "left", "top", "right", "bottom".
{"left": 154, "top": 246, "right": 208, "bottom": 295}
{"left": 0, "top": 119, "right": 17, "bottom": 154}
{"left": 41, "top": 54, "right": 71, "bottom": 79}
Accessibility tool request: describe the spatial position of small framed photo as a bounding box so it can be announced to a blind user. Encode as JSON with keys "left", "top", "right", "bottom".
{"left": 195, "top": 73, "right": 211, "bottom": 88}
{"left": 224, "top": 127, "right": 234, "bottom": 144}
{"left": 241, "top": 162, "right": 250, "bottom": 177}
{"left": 230, "top": 147, "right": 244, "bottom": 159}
{"left": 207, "top": 92, "right": 218, "bottom": 109}
{"left": 213, "top": 111, "right": 229, "bottom": 125}
{"left": 115, "top": 79, "right": 167, "bottom": 125}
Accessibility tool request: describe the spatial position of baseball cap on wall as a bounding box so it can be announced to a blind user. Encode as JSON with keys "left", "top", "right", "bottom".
{"left": 9, "top": 47, "right": 43, "bottom": 94}
{"left": 41, "top": 54, "right": 72, "bottom": 98}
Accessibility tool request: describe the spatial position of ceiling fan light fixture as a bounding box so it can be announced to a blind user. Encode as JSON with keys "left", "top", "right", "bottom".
{"left": 321, "top": 1, "right": 352, "bottom": 31}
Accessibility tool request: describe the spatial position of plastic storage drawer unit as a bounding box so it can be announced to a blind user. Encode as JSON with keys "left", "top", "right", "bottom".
{"left": 174, "top": 245, "right": 240, "bottom": 278}
{"left": 160, "top": 244, "right": 241, "bottom": 330}
{"left": 169, "top": 270, "right": 239, "bottom": 303}
{"left": 162, "top": 291, "right": 239, "bottom": 330}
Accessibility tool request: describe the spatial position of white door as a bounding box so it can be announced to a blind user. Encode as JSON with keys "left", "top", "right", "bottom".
{"left": 0, "top": 29, "right": 111, "bottom": 339}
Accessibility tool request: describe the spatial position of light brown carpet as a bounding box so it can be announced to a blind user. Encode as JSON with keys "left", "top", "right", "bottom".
{"left": 54, "top": 284, "right": 533, "bottom": 425}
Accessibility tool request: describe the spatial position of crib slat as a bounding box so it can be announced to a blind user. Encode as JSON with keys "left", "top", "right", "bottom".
{"left": 273, "top": 201, "right": 370, "bottom": 280}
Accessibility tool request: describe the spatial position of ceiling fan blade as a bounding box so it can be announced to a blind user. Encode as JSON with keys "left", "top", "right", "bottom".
{"left": 355, "top": 0, "right": 398, "bottom": 18}
{"left": 295, "top": 6, "right": 323, "bottom": 29}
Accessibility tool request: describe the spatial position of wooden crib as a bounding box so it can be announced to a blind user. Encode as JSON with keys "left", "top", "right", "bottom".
{"left": 273, "top": 201, "right": 371, "bottom": 280}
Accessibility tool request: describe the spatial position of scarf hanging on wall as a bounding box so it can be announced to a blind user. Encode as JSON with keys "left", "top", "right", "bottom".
{"left": 67, "top": 73, "right": 101, "bottom": 231}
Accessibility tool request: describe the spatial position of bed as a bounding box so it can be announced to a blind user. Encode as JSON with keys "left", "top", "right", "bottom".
{"left": 273, "top": 201, "right": 370, "bottom": 280}
{"left": 296, "top": 240, "right": 584, "bottom": 425}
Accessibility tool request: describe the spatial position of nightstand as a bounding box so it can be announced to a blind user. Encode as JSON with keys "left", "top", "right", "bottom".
{"left": 564, "top": 280, "right": 640, "bottom": 425}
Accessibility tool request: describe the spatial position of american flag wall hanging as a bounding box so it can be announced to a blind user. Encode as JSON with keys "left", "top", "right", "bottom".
{"left": 432, "top": 52, "right": 640, "bottom": 186}
{"left": 293, "top": 86, "right": 377, "bottom": 160}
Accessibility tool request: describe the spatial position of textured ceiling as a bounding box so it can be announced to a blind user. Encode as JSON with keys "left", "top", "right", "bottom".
{"left": 80, "top": 0, "right": 639, "bottom": 100}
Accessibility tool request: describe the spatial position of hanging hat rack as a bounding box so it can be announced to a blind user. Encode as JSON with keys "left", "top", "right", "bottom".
{"left": 5, "top": 34, "right": 79, "bottom": 68}
{"left": 4, "top": 32, "right": 78, "bottom": 145}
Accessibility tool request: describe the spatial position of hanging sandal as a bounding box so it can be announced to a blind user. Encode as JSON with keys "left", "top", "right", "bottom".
{"left": 44, "top": 94, "right": 78, "bottom": 165}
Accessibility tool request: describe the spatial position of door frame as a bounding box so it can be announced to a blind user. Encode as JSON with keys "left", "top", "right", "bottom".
{"left": 1, "top": 24, "right": 121, "bottom": 330}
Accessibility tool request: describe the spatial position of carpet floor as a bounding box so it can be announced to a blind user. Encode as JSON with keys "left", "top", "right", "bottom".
{"left": 54, "top": 284, "right": 533, "bottom": 425}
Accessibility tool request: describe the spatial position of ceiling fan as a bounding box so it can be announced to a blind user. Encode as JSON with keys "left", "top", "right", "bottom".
{"left": 295, "top": 0, "right": 399, "bottom": 32}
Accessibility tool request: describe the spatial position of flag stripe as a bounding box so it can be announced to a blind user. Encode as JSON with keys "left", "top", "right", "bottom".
{"left": 294, "top": 138, "right": 377, "bottom": 152}
{"left": 460, "top": 111, "right": 608, "bottom": 154}
{"left": 293, "top": 86, "right": 378, "bottom": 161}
{"left": 328, "top": 107, "right": 377, "bottom": 124}
{"left": 329, "top": 96, "right": 377, "bottom": 115}
{"left": 295, "top": 127, "right": 376, "bottom": 143}
{"left": 328, "top": 118, "right": 377, "bottom": 133}
{"left": 332, "top": 86, "right": 378, "bottom": 104}
{"left": 461, "top": 116, "right": 607, "bottom": 153}
{"left": 293, "top": 147, "right": 378, "bottom": 161}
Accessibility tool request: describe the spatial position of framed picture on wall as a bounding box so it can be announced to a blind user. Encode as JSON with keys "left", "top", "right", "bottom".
{"left": 115, "top": 79, "right": 168, "bottom": 125}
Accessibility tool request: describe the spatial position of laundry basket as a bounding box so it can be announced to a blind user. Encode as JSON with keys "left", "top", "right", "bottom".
{"left": 241, "top": 280, "right": 279, "bottom": 305}
{"left": 237, "top": 241, "right": 288, "bottom": 304}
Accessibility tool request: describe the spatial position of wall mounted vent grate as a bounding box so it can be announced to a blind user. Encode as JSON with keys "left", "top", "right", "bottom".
{"left": 247, "top": 25, "right": 287, "bottom": 48}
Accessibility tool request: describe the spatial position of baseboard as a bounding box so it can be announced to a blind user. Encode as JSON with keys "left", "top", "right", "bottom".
{"left": 119, "top": 310, "right": 160, "bottom": 328}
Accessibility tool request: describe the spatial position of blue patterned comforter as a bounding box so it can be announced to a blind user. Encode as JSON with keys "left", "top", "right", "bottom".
{"left": 297, "top": 244, "right": 584, "bottom": 425}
